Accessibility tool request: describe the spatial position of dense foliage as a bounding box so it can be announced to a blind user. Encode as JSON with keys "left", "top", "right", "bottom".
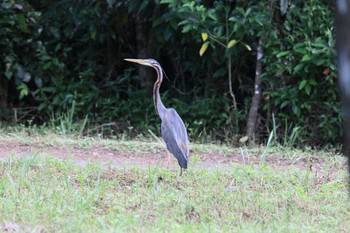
{"left": 0, "top": 0, "right": 339, "bottom": 147}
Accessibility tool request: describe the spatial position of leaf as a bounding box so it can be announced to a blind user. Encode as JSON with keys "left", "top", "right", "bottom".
{"left": 299, "top": 80, "right": 307, "bottom": 90}
{"left": 182, "top": 24, "right": 193, "bottom": 33}
{"left": 309, "top": 79, "right": 317, "bottom": 86}
{"left": 39, "top": 55, "right": 51, "bottom": 61}
{"left": 301, "top": 54, "right": 311, "bottom": 62}
{"left": 292, "top": 105, "right": 299, "bottom": 115}
{"left": 199, "top": 41, "right": 210, "bottom": 56}
{"left": 241, "top": 42, "right": 252, "bottom": 51}
{"left": 227, "top": 39, "right": 237, "bottom": 48}
{"left": 208, "top": 10, "right": 217, "bottom": 20}
{"left": 18, "top": 83, "right": 29, "bottom": 99}
{"left": 315, "top": 58, "right": 327, "bottom": 66}
{"left": 53, "top": 58, "right": 59, "bottom": 66}
{"left": 213, "top": 67, "right": 227, "bottom": 78}
{"left": 301, "top": 103, "right": 312, "bottom": 112}
{"left": 43, "top": 61, "right": 52, "bottom": 70}
{"left": 305, "top": 84, "right": 311, "bottom": 95}
{"left": 17, "top": 14, "right": 31, "bottom": 34}
{"left": 281, "top": 101, "right": 289, "bottom": 109}
{"left": 235, "top": 7, "right": 245, "bottom": 15}
{"left": 49, "top": 27, "right": 61, "bottom": 39}
{"left": 201, "top": 32, "right": 208, "bottom": 41}
{"left": 276, "top": 51, "right": 289, "bottom": 58}
{"left": 245, "top": 7, "right": 252, "bottom": 17}
{"left": 293, "top": 63, "right": 304, "bottom": 74}
{"left": 294, "top": 48, "right": 307, "bottom": 54}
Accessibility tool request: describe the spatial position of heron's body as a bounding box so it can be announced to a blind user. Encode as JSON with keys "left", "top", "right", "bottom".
{"left": 124, "top": 58, "right": 189, "bottom": 174}
{"left": 161, "top": 108, "right": 189, "bottom": 169}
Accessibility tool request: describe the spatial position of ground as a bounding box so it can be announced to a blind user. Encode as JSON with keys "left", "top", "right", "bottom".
{"left": 0, "top": 133, "right": 346, "bottom": 179}
{"left": 0, "top": 133, "right": 348, "bottom": 232}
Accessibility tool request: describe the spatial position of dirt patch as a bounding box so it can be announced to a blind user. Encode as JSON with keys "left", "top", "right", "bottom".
{"left": 0, "top": 140, "right": 347, "bottom": 177}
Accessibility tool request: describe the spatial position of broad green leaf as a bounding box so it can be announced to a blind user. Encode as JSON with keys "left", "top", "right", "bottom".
{"left": 301, "top": 103, "right": 312, "bottom": 112}
{"left": 235, "top": 7, "right": 245, "bottom": 15}
{"left": 245, "top": 7, "right": 252, "bottom": 17}
{"left": 17, "top": 14, "right": 30, "bottom": 34}
{"left": 39, "top": 55, "right": 51, "bottom": 61}
{"left": 299, "top": 80, "right": 307, "bottom": 90}
{"left": 208, "top": 10, "right": 217, "bottom": 20}
{"left": 311, "top": 48, "right": 326, "bottom": 55}
{"left": 281, "top": 101, "right": 289, "bottom": 109}
{"left": 315, "top": 59, "right": 327, "bottom": 66}
{"left": 199, "top": 41, "right": 210, "bottom": 56}
{"left": 228, "top": 16, "right": 239, "bottom": 22}
{"left": 292, "top": 105, "right": 300, "bottom": 115}
{"left": 309, "top": 79, "right": 317, "bottom": 86}
{"left": 227, "top": 39, "right": 237, "bottom": 48}
{"left": 201, "top": 32, "right": 208, "bottom": 41}
{"left": 301, "top": 54, "right": 311, "bottom": 62}
{"left": 276, "top": 51, "right": 289, "bottom": 57}
{"left": 293, "top": 63, "right": 304, "bottom": 74}
{"left": 312, "top": 40, "right": 327, "bottom": 48}
{"left": 284, "top": 23, "right": 291, "bottom": 31}
{"left": 182, "top": 24, "right": 193, "bottom": 33}
{"left": 305, "top": 84, "right": 311, "bottom": 95}
{"left": 53, "top": 58, "right": 59, "bottom": 66}
{"left": 294, "top": 48, "right": 308, "bottom": 54}
{"left": 18, "top": 83, "right": 29, "bottom": 99}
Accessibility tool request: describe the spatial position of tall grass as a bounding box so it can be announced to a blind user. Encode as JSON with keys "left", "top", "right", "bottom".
{"left": 49, "top": 100, "right": 88, "bottom": 136}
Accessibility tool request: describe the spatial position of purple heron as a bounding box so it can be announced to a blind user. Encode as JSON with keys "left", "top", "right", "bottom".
{"left": 124, "top": 58, "right": 189, "bottom": 175}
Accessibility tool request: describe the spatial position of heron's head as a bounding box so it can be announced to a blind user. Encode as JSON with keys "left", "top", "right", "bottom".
{"left": 124, "top": 58, "right": 159, "bottom": 68}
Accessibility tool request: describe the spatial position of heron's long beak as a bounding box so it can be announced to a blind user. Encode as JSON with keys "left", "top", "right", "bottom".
{"left": 124, "top": 58, "right": 150, "bottom": 66}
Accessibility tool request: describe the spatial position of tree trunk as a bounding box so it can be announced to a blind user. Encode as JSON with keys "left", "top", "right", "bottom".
{"left": 335, "top": 0, "right": 350, "bottom": 188}
{"left": 135, "top": 18, "right": 153, "bottom": 95}
{"left": 0, "top": 77, "right": 8, "bottom": 109}
{"left": 246, "top": 38, "right": 263, "bottom": 146}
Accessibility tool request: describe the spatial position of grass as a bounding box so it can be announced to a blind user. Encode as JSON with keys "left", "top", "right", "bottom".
{"left": 0, "top": 130, "right": 237, "bottom": 155}
{"left": 0, "top": 132, "right": 349, "bottom": 232}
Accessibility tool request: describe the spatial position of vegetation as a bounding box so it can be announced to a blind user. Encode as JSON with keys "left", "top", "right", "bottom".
{"left": 0, "top": 1, "right": 346, "bottom": 231}
{"left": 0, "top": 132, "right": 348, "bottom": 232}
{"left": 0, "top": 0, "right": 340, "bottom": 147}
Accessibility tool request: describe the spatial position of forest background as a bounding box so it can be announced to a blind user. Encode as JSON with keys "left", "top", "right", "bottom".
{"left": 0, "top": 0, "right": 339, "bottom": 147}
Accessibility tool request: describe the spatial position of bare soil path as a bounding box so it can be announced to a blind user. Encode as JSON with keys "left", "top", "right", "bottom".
{"left": 0, "top": 134, "right": 345, "bottom": 176}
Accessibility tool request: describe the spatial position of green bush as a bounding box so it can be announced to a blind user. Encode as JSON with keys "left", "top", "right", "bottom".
{"left": 262, "top": 0, "right": 340, "bottom": 146}
{"left": 0, "top": 0, "right": 43, "bottom": 107}
{"left": 0, "top": 0, "right": 341, "bottom": 147}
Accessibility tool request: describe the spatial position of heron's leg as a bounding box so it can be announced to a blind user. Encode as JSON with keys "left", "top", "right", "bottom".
{"left": 180, "top": 167, "right": 183, "bottom": 176}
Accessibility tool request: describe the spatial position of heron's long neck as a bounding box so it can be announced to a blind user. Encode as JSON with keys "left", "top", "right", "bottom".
{"left": 153, "top": 65, "right": 166, "bottom": 119}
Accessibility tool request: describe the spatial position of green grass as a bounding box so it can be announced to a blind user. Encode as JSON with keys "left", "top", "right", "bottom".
{"left": 0, "top": 130, "right": 238, "bottom": 155}
{"left": 0, "top": 156, "right": 348, "bottom": 231}
{"left": 0, "top": 131, "right": 349, "bottom": 232}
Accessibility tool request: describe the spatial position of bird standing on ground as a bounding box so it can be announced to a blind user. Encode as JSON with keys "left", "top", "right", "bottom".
{"left": 124, "top": 58, "right": 189, "bottom": 175}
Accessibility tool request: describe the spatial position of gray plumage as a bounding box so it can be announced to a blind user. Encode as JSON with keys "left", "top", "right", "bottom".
{"left": 124, "top": 58, "right": 189, "bottom": 174}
